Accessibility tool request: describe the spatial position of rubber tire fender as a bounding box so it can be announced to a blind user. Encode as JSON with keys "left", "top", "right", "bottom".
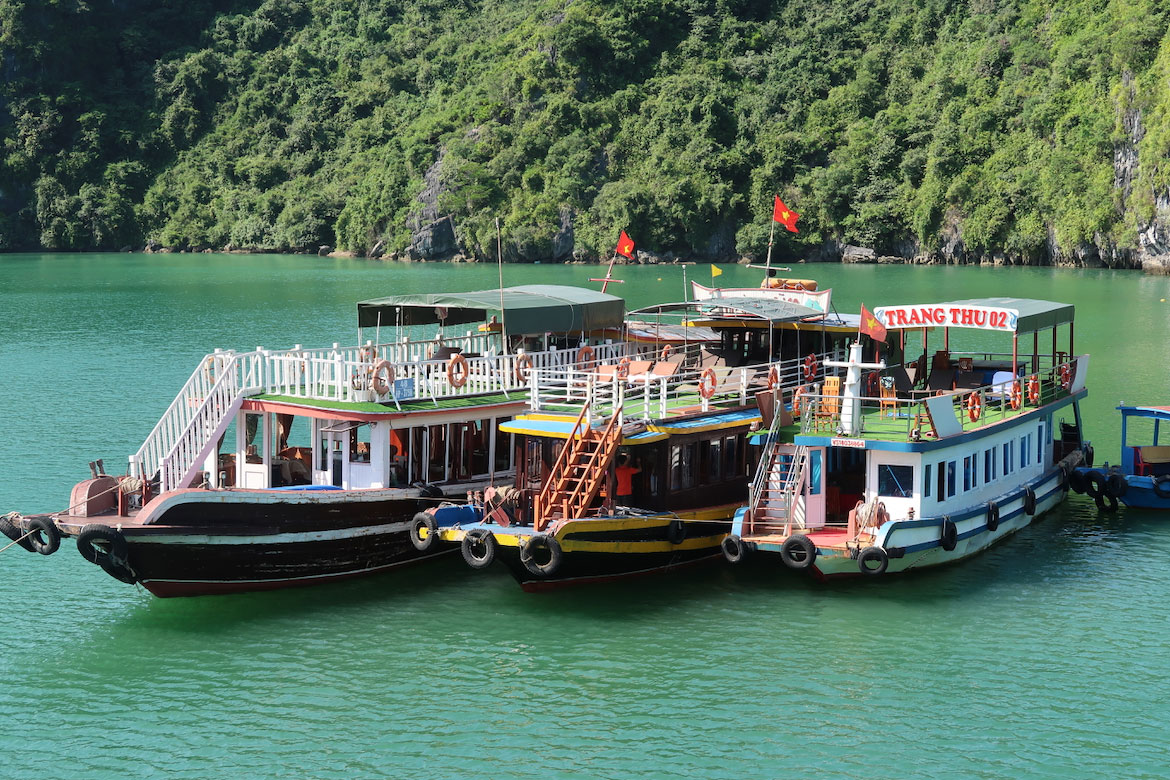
{"left": 1084, "top": 444, "right": 1095, "bottom": 468}
{"left": 780, "top": 534, "right": 817, "bottom": 570}
{"left": 520, "top": 534, "right": 562, "bottom": 576}
{"left": 76, "top": 524, "right": 128, "bottom": 566}
{"left": 0, "top": 514, "right": 35, "bottom": 553}
{"left": 1024, "top": 486, "right": 1037, "bottom": 516}
{"left": 100, "top": 558, "right": 138, "bottom": 584}
{"left": 1105, "top": 473, "right": 1128, "bottom": 499}
{"left": 410, "top": 512, "right": 438, "bottom": 552}
{"left": 461, "top": 528, "right": 496, "bottom": 569}
{"left": 986, "top": 501, "right": 999, "bottom": 533}
{"left": 857, "top": 546, "right": 889, "bottom": 576}
{"left": 1085, "top": 470, "right": 1106, "bottom": 499}
{"left": 721, "top": 534, "right": 747, "bottom": 564}
{"left": 1095, "top": 492, "right": 1119, "bottom": 513}
{"left": 666, "top": 519, "right": 686, "bottom": 545}
{"left": 940, "top": 517, "right": 958, "bottom": 552}
{"left": 1152, "top": 475, "right": 1170, "bottom": 500}
{"left": 1068, "top": 469, "right": 1088, "bottom": 495}
{"left": 26, "top": 516, "right": 60, "bottom": 556}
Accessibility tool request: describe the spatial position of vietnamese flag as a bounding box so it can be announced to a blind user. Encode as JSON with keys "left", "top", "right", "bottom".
{"left": 615, "top": 230, "right": 635, "bottom": 259}
{"left": 773, "top": 195, "right": 800, "bottom": 233}
{"left": 860, "top": 304, "right": 887, "bottom": 343}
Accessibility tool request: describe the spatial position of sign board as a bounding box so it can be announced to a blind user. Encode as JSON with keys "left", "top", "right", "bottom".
{"left": 873, "top": 304, "right": 1019, "bottom": 332}
{"left": 691, "top": 282, "right": 832, "bottom": 314}
{"left": 830, "top": 438, "right": 866, "bottom": 449}
{"left": 393, "top": 377, "right": 417, "bottom": 401}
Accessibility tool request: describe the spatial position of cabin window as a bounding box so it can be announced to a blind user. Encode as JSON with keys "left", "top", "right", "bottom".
{"left": 924, "top": 464, "right": 932, "bottom": 497}
{"left": 697, "top": 440, "right": 712, "bottom": 484}
{"left": 245, "top": 412, "right": 263, "bottom": 464}
{"left": 724, "top": 435, "right": 738, "bottom": 477}
{"left": 963, "top": 455, "right": 975, "bottom": 492}
{"left": 495, "top": 418, "right": 513, "bottom": 473}
{"left": 946, "top": 461, "right": 956, "bottom": 498}
{"left": 936, "top": 460, "right": 946, "bottom": 501}
{"left": 809, "top": 450, "right": 822, "bottom": 495}
{"left": 1003, "top": 442, "right": 1013, "bottom": 475}
{"left": 1037, "top": 423, "right": 1044, "bottom": 464}
{"left": 984, "top": 447, "right": 997, "bottom": 483}
{"left": 1020, "top": 435, "right": 1030, "bottom": 468}
{"left": 670, "top": 444, "right": 697, "bottom": 490}
{"left": 350, "top": 424, "right": 371, "bottom": 463}
{"left": 709, "top": 439, "right": 723, "bottom": 482}
{"left": 877, "top": 464, "right": 913, "bottom": 498}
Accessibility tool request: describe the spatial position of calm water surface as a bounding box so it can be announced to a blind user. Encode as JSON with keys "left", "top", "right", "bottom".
{"left": 1, "top": 255, "right": 1169, "bottom": 779}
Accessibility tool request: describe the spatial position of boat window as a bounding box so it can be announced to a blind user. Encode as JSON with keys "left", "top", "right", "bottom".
{"left": 697, "top": 440, "right": 711, "bottom": 484}
{"left": 963, "top": 455, "right": 974, "bottom": 492}
{"left": 936, "top": 460, "right": 946, "bottom": 501}
{"left": 350, "top": 424, "right": 371, "bottom": 463}
{"left": 877, "top": 464, "right": 913, "bottom": 498}
{"left": 725, "top": 435, "right": 738, "bottom": 477}
{"left": 1037, "top": 423, "right": 1044, "bottom": 463}
{"left": 710, "top": 439, "right": 723, "bottom": 482}
{"left": 1003, "top": 442, "right": 1013, "bottom": 475}
{"left": 494, "top": 418, "right": 513, "bottom": 473}
{"left": 924, "top": 464, "right": 932, "bottom": 497}
{"left": 809, "top": 449, "right": 823, "bottom": 495}
{"left": 245, "top": 412, "right": 263, "bottom": 464}
{"left": 1020, "top": 435, "right": 1030, "bottom": 468}
{"left": 946, "top": 461, "right": 956, "bottom": 498}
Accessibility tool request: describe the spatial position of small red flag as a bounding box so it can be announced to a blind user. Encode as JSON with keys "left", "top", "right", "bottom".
{"left": 773, "top": 195, "right": 800, "bottom": 233}
{"left": 615, "top": 230, "right": 635, "bottom": 259}
{"left": 860, "top": 304, "right": 887, "bottom": 343}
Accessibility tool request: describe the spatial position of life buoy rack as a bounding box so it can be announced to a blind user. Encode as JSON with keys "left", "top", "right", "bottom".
{"left": 1009, "top": 381, "right": 1022, "bottom": 410}
{"left": 576, "top": 345, "right": 595, "bottom": 368}
{"left": 803, "top": 353, "right": 818, "bottom": 381}
{"left": 966, "top": 392, "right": 982, "bottom": 422}
{"left": 514, "top": 353, "right": 533, "bottom": 383}
{"left": 660, "top": 344, "right": 673, "bottom": 361}
{"left": 698, "top": 368, "right": 717, "bottom": 399}
{"left": 767, "top": 366, "right": 779, "bottom": 390}
{"left": 447, "top": 354, "right": 469, "bottom": 388}
{"left": 617, "top": 356, "right": 631, "bottom": 380}
{"left": 370, "top": 359, "right": 395, "bottom": 396}
{"left": 1059, "top": 362, "right": 1072, "bottom": 391}
{"left": 1027, "top": 375, "right": 1040, "bottom": 404}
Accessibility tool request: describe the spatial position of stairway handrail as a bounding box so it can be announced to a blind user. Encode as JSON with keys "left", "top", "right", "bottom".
{"left": 535, "top": 403, "right": 590, "bottom": 528}
{"left": 558, "top": 408, "right": 622, "bottom": 522}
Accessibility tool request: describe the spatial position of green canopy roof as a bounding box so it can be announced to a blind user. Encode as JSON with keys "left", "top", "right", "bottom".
{"left": 356, "top": 284, "right": 625, "bottom": 334}
{"left": 629, "top": 297, "right": 822, "bottom": 324}
{"left": 947, "top": 298, "right": 1074, "bottom": 333}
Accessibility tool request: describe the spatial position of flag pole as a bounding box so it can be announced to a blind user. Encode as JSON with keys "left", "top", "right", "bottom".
{"left": 496, "top": 217, "right": 508, "bottom": 353}
{"left": 765, "top": 217, "right": 777, "bottom": 278}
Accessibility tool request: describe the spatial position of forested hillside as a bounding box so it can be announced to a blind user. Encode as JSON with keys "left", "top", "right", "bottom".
{"left": 2, "top": 0, "right": 1170, "bottom": 269}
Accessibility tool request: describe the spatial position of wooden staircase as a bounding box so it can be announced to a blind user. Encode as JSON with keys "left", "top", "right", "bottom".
{"left": 534, "top": 404, "right": 623, "bottom": 531}
{"left": 746, "top": 413, "right": 809, "bottom": 536}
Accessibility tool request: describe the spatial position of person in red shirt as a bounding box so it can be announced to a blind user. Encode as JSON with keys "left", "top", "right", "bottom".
{"left": 615, "top": 453, "right": 641, "bottom": 505}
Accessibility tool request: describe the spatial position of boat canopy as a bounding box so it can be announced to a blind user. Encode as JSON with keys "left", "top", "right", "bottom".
{"left": 873, "top": 298, "right": 1074, "bottom": 335}
{"left": 1119, "top": 405, "right": 1170, "bottom": 420}
{"left": 629, "top": 297, "right": 822, "bottom": 325}
{"left": 357, "top": 284, "right": 625, "bottom": 333}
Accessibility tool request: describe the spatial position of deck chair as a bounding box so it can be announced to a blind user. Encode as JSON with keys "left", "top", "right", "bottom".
{"left": 890, "top": 365, "right": 914, "bottom": 397}
{"left": 985, "top": 370, "right": 1014, "bottom": 401}
{"left": 879, "top": 377, "right": 898, "bottom": 417}
{"left": 925, "top": 368, "right": 955, "bottom": 393}
{"left": 814, "top": 377, "right": 841, "bottom": 431}
{"left": 597, "top": 364, "right": 620, "bottom": 382}
{"left": 632, "top": 360, "right": 681, "bottom": 386}
{"left": 932, "top": 350, "right": 952, "bottom": 370}
{"left": 622, "top": 360, "right": 653, "bottom": 384}
{"left": 954, "top": 370, "right": 983, "bottom": 390}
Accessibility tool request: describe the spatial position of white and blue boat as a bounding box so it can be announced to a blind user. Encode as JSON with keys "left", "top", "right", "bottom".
{"left": 1070, "top": 405, "right": 1170, "bottom": 511}
{"left": 722, "top": 298, "right": 1092, "bottom": 578}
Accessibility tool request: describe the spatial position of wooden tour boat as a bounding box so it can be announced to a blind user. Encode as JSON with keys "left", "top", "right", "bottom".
{"left": 1069, "top": 405, "right": 1170, "bottom": 511}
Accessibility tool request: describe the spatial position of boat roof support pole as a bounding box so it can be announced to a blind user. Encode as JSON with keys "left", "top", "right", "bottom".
{"left": 1012, "top": 333, "right": 1018, "bottom": 378}
{"left": 1033, "top": 330, "right": 1038, "bottom": 373}
{"left": 1070, "top": 321, "right": 1075, "bottom": 357}
{"left": 1052, "top": 326, "right": 1057, "bottom": 362}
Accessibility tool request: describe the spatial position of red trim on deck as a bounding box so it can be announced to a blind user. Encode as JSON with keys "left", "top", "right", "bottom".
{"left": 242, "top": 398, "right": 527, "bottom": 422}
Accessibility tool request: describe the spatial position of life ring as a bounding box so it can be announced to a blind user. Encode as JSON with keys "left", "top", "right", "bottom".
{"left": 767, "top": 366, "right": 779, "bottom": 390}
{"left": 698, "top": 368, "right": 717, "bottom": 399}
{"left": 1059, "top": 362, "right": 1072, "bottom": 390}
{"left": 1095, "top": 492, "right": 1119, "bottom": 512}
{"left": 792, "top": 385, "right": 805, "bottom": 416}
{"left": 1023, "top": 486, "right": 1037, "bottom": 515}
{"left": 447, "top": 354, "right": 469, "bottom": 388}
{"left": 940, "top": 517, "right": 958, "bottom": 551}
{"left": 575, "top": 345, "right": 595, "bottom": 368}
{"left": 617, "top": 356, "right": 631, "bottom": 380}
{"left": 1068, "top": 468, "right": 1088, "bottom": 494}
{"left": 780, "top": 534, "right": 817, "bottom": 570}
{"left": 667, "top": 519, "right": 686, "bottom": 545}
{"left": 26, "top": 516, "right": 60, "bottom": 556}
{"left": 987, "top": 501, "right": 1000, "bottom": 533}
{"left": 1105, "top": 473, "right": 1128, "bottom": 498}
{"left": 514, "top": 353, "right": 533, "bottom": 383}
{"left": 1085, "top": 470, "right": 1106, "bottom": 498}
{"left": 370, "top": 359, "right": 395, "bottom": 396}
{"left": 660, "top": 345, "right": 673, "bottom": 361}
{"left": 1027, "top": 375, "right": 1040, "bottom": 404}
{"left": 721, "top": 534, "right": 747, "bottom": 564}
{"left": 410, "top": 512, "right": 437, "bottom": 552}
{"left": 803, "top": 353, "right": 818, "bottom": 381}
{"left": 0, "top": 514, "right": 34, "bottom": 553}
{"left": 520, "top": 534, "right": 562, "bottom": 576}
{"left": 857, "top": 546, "right": 888, "bottom": 575}
{"left": 1009, "top": 381, "right": 1022, "bottom": 410}
{"left": 1152, "top": 475, "right": 1170, "bottom": 499}
{"left": 966, "top": 392, "right": 982, "bottom": 422}
{"left": 461, "top": 527, "right": 496, "bottom": 569}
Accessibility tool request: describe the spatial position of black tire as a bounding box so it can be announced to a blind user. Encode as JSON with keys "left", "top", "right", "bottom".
{"left": 1085, "top": 470, "right": 1105, "bottom": 499}
{"left": 1106, "top": 473, "right": 1128, "bottom": 499}
{"left": 1095, "top": 492, "right": 1119, "bottom": 513}
{"left": 76, "top": 524, "right": 128, "bottom": 566}
{"left": 1084, "top": 444, "right": 1095, "bottom": 468}
{"left": 986, "top": 502, "right": 999, "bottom": 533}
{"left": 460, "top": 528, "right": 496, "bottom": 569}
{"left": 940, "top": 517, "right": 958, "bottom": 552}
{"left": 780, "top": 534, "right": 817, "bottom": 570}
{"left": 1024, "top": 486, "right": 1037, "bottom": 516}
{"left": 26, "top": 516, "right": 60, "bottom": 556}
{"left": 410, "top": 512, "right": 438, "bottom": 552}
{"left": 1153, "top": 475, "right": 1170, "bottom": 500}
{"left": 1068, "top": 469, "right": 1088, "bottom": 495}
{"left": 666, "top": 519, "right": 686, "bottom": 545}
{"left": 857, "top": 546, "right": 888, "bottom": 575}
{"left": 520, "top": 534, "right": 562, "bottom": 576}
{"left": 0, "top": 514, "right": 35, "bottom": 553}
{"left": 721, "top": 534, "right": 747, "bottom": 564}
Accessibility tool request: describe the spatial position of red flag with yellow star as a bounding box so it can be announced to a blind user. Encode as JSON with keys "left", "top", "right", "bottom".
{"left": 860, "top": 304, "right": 887, "bottom": 343}
{"left": 773, "top": 196, "right": 800, "bottom": 233}
{"left": 615, "top": 230, "right": 635, "bottom": 259}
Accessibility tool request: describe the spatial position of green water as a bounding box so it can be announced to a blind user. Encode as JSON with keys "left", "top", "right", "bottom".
{"left": 1, "top": 254, "right": 1169, "bottom": 779}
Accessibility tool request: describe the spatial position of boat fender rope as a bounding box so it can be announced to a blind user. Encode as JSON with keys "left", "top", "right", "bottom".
{"left": 857, "top": 546, "right": 888, "bottom": 575}
{"left": 780, "top": 534, "right": 817, "bottom": 570}
{"left": 0, "top": 513, "right": 36, "bottom": 553}
{"left": 721, "top": 534, "right": 747, "bottom": 564}
{"left": 520, "top": 534, "right": 562, "bottom": 576}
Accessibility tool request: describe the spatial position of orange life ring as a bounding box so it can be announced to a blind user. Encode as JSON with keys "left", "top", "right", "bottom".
{"left": 792, "top": 385, "right": 805, "bottom": 415}
{"left": 967, "top": 392, "right": 982, "bottom": 422}
{"left": 767, "top": 366, "right": 779, "bottom": 389}
{"left": 447, "top": 354, "right": 469, "bottom": 387}
{"left": 1059, "top": 362, "right": 1072, "bottom": 390}
{"left": 371, "top": 359, "right": 395, "bottom": 396}
{"left": 1009, "top": 380, "right": 1022, "bottom": 411}
{"left": 617, "top": 356, "right": 631, "bottom": 379}
{"left": 660, "top": 345, "right": 673, "bottom": 361}
{"left": 699, "top": 368, "right": 717, "bottom": 399}
{"left": 1027, "top": 374, "right": 1040, "bottom": 404}
{"left": 514, "top": 353, "right": 533, "bottom": 383}
{"left": 576, "top": 345, "right": 595, "bottom": 368}
{"left": 803, "top": 354, "right": 818, "bottom": 381}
